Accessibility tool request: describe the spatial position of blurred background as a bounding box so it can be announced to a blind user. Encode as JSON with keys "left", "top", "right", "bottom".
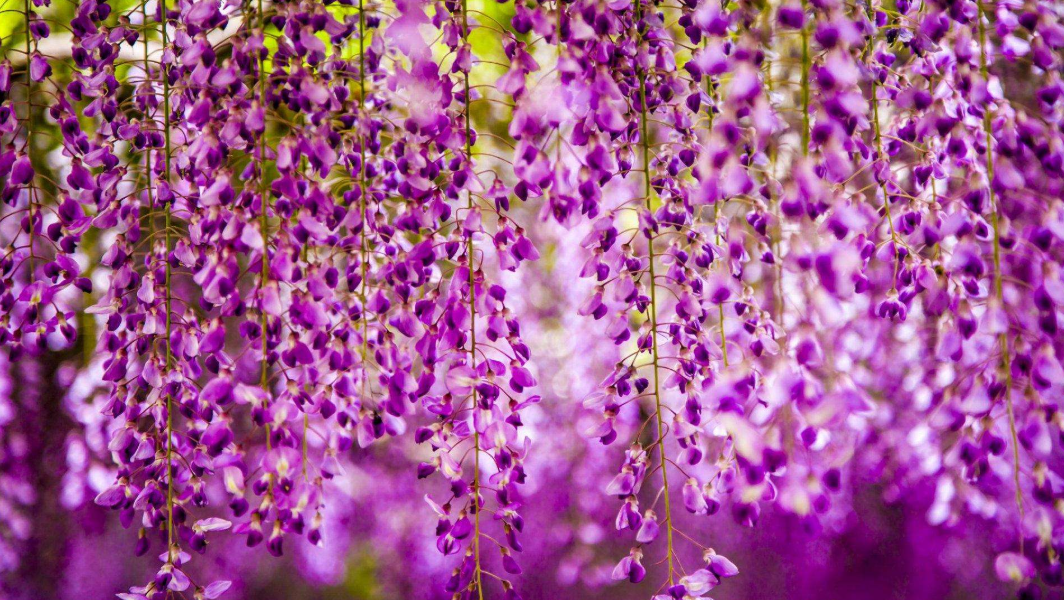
{"left": 0, "top": 0, "right": 1032, "bottom": 597}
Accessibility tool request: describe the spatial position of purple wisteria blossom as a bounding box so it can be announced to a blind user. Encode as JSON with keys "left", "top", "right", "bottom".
{"left": 0, "top": 0, "right": 1062, "bottom": 598}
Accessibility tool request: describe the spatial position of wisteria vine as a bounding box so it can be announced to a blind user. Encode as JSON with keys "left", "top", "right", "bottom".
{"left": 1, "top": 0, "right": 1063, "bottom": 598}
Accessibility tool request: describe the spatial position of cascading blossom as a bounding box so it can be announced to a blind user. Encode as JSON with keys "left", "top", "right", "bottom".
{"left": 0, "top": 0, "right": 1062, "bottom": 598}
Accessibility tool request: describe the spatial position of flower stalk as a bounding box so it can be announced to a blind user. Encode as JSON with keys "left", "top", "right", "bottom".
{"left": 257, "top": 0, "right": 272, "bottom": 452}
{"left": 636, "top": 0, "right": 675, "bottom": 584}
{"left": 978, "top": 0, "right": 1024, "bottom": 547}
{"left": 358, "top": 0, "right": 370, "bottom": 408}
{"left": 23, "top": 0, "right": 35, "bottom": 273}
{"left": 799, "top": 0, "right": 810, "bottom": 155}
{"left": 459, "top": 0, "right": 484, "bottom": 595}
{"left": 159, "top": 0, "right": 176, "bottom": 559}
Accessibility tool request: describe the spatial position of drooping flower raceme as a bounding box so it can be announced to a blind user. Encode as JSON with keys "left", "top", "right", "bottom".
{"left": 0, "top": 0, "right": 1063, "bottom": 598}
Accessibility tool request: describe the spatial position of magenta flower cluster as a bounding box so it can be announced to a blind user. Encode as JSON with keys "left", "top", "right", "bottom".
{"left": 1, "top": 0, "right": 1063, "bottom": 598}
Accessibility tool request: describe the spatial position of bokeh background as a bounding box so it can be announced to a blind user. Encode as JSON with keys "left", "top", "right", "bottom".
{"left": 0, "top": 0, "right": 1044, "bottom": 597}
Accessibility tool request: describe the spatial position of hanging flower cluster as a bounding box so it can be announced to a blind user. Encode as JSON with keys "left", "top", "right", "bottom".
{"left": 1, "top": 0, "right": 1063, "bottom": 598}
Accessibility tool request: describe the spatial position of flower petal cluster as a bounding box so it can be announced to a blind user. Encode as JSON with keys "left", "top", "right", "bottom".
{"left": 1, "top": 0, "right": 1063, "bottom": 597}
